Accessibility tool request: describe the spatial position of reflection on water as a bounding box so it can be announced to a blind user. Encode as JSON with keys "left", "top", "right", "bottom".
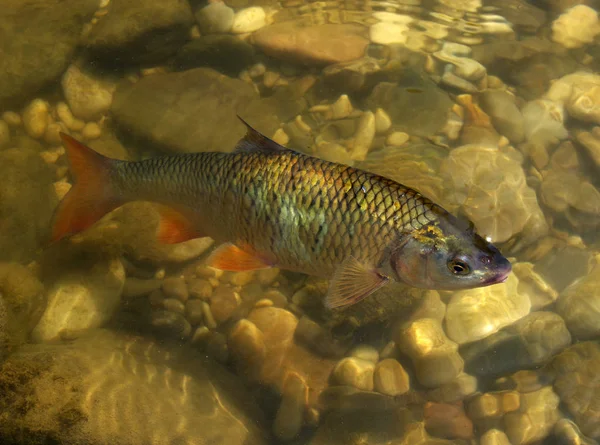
{"left": 0, "top": 0, "right": 599, "bottom": 444}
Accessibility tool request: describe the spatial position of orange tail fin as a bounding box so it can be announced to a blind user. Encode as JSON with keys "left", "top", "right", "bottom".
{"left": 51, "top": 133, "right": 123, "bottom": 242}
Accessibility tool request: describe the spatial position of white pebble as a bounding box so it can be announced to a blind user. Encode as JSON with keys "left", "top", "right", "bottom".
{"left": 56, "top": 102, "right": 85, "bottom": 131}
{"left": 369, "top": 22, "right": 409, "bottom": 45}
{"left": 44, "top": 122, "right": 66, "bottom": 145}
{"left": 62, "top": 64, "right": 116, "bottom": 121}
{"left": 82, "top": 122, "right": 102, "bottom": 140}
{"left": 272, "top": 128, "right": 289, "bottom": 146}
{"left": 351, "top": 111, "right": 375, "bottom": 161}
{"left": 330, "top": 95, "right": 353, "bottom": 120}
{"left": 374, "top": 108, "right": 392, "bottom": 134}
{"left": 386, "top": 131, "right": 410, "bottom": 147}
{"left": 22, "top": 99, "right": 49, "bottom": 139}
{"left": 54, "top": 181, "right": 72, "bottom": 201}
{"left": 231, "top": 7, "right": 266, "bottom": 34}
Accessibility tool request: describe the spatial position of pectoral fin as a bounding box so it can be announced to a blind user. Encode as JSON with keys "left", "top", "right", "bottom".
{"left": 206, "top": 242, "right": 272, "bottom": 271}
{"left": 325, "top": 257, "right": 390, "bottom": 309}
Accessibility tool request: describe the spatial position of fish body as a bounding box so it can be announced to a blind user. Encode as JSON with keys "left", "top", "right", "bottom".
{"left": 52, "top": 118, "right": 512, "bottom": 309}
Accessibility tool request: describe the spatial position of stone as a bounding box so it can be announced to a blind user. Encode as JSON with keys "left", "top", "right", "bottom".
{"left": 556, "top": 260, "right": 600, "bottom": 339}
{"left": 122, "top": 277, "right": 162, "bottom": 298}
{"left": 350, "top": 111, "right": 375, "bottom": 161}
{"left": 366, "top": 70, "right": 453, "bottom": 138}
{"left": 185, "top": 299, "right": 205, "bottom": 325}
{"left": 0, "top": 148, "right": 57, "bottom": 263}
{"left": 461, "top": 312, "right": 571, "bottom": 377}
{"left": 332, "top": 357, "right": 375, "bottom": 391}
{"left": 479, "top": 89, "right": 525, "bottom": 143}
{"left": 481, "top": 429, "right": 512, "bottom": 445}
{"left": 231, "top": 6, "right": 266, "bottom": 34}
{"left": 576, "top": 127, "right": 600, "bottom": 167}
{"left": 227, "top": 318, "right": 266, "bottom": 381}
{"left": 552, "top": 5, "right": 600, "bottom": 48}
{"left": 428, "top": 373, "right": 478, "bottom": 403}
{"left": 32, "top": 257, "right": 125, "bottom": 342}
{"left": 369, "top": 22, "right": 409, "bottom": 45}
{"left": 554, "top": 419, "right": 597, "bottom": 445}
{"left": 151, "top": 310, "right": 192, "bottom": 339}
{"left": 0, "top": 263, "right": 46, "bottom": 361}
{"left": 161, "top": 276, "right": 189, "bottom": 302}
{"left": 0, "top": 121, "right": 10, "bottom": 149}
{"left": 513, "top": 262, "right": 558, "bottom": 311}
{"left": 504, "top": 387, "right": 561, "bottom": 445}
{"left": 84, "top": 0, "right": 194, "bottom": 65}
{"left": 386, "top": 131, "right": 410, "bottom": 147}
{"left": 162, "top": 298, "right": 185, "bottom": 314}
{"left": 22, "top": 99, "right": 49, "bottom": 139}
{"left": 56, "top": 101, "right": 85, "bottom": 131}
{"left": 111, "top": 68, "right": 279, "bottom": 154}
{"left": 251, "top": 23, "right": 369, "bottom": 66}
{"left": 374, "top": 108, "right": 391, "bottom": 134}
{"left": 61, "top": 63, "right": 117, "bottom": 121}
{"left": 424, "top": 401, "right": 474, "bottom": 440}
{"left": 440, "top": 145, "right": 548, "bottom": 244}
{"left": 81, "top": 122, "right": 102, "bottom": 140}
{"left": 396, "top": 318, "right": 464, "bottom": 388}
{"left": 552, "top": 342, "right": 600, "bottom": 439}
{"left": 273, "top": 372, "right": 308, "bottom": 441}
{"left": 373, "top": 358, "right": 410, "bottom": 396}
{"left": 171, "top": 35, "right": 255, "bottom": 76}
{"left": 187, "top": 278, "right": 212, "bottom": 300}
{"left": 0, "top": 0, "right": 97, "bottom": 110}
{"left": 194, "top": 2, "right": 234, "bottom": 34}
{"left": 0, "top": 329, "right": 268, "bottom": 445}
{"left": 444, "top": 272, "right": 531, "bottom": 345}
{"left": 208, "top": 286, "right": 239, "bottom": 323}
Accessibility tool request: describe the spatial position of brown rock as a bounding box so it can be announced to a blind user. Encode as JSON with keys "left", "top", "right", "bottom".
{"left": 251, "top": 23, "right": 368, "bottom": 66}
{"left": 424, "top": 401, "right": 474, "bottom": 440}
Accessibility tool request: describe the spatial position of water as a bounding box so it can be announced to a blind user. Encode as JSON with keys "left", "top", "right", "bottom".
{"left": 0, "top": 0, "right": 599, "bottom": 444}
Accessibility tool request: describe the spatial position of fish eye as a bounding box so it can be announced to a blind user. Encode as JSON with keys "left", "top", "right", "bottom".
{"left": 448, "top": 258, "right": 471, "bottom": 275}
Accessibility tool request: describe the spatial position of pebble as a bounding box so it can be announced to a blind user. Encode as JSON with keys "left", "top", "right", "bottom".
{"left": 159, "top": 237, "right": 215, "bottom": 264}
{"left": 44, "top": 122, "right": 66, "bottom": 145}
{"left": 82, "top": 122, "right": 101, "bottom": 140}
{"left": 226, "top": 271, "right": 255, "bottom": 287}
{"left": 210, "top": 286, "right": 240, "bottom": 323}
{"left": 248, "top": 63, "right": 266, "bottom": 78}
{"left": 396, "top": 318, "right": 464, "bottom": 388}
{"left": 350, "top": 111, "right": 375, "bottom": 161}
{"left": 444, "top": 273, "right": 531, "bottom": 345}
{"left": 262, "top": 71, "right": 280, "bottom": 89}
{"left": 0, "top": 120, "right": 10, "bottom": 148}
{"left": 162, "top": 298, "right": 185, "bottom": 314}
{"left": 556, "top": 260, "right": 600, "bottom": 339}
{"left": 150, "top": 310, "right": 192, "bottom": 339}
{"left": 206, "top": 331, "right": 229, "bottom": 363}
{"left": 332, "top": 357, "right": 375, "bottom": 391}
{"left": 231, "top": 7, "right": 266, "bottom": 34}
{"left": 53, "top": 181, "right": 71, "bottom": 201}
{"left": 56, "top": 102, "right": 85, "bottom": 131}
{"left": 329, "top": 95, "right": 353, "bottom": 120}
{"left": 424, "top": 401, "right": 473, "bottom": 440}
{"left": 185, "top": 299, "right": 205, "bottom": 325}
{"left": 201, "top": 301, "right": 217, "bottom": 329}
{"left": 513, "top": 262, "right": 558, "bottom": 310}
{"left": 61, "top": 64, "right": 116, "bottom": 121}
{"left": 374, "top": 108, "right": 391, "bottom": 134}
{"left": 162, "top": 276, "right": 189, "bottom": 302}
{"left": 2, "top": 111, "right": 21, "bottom": 126}
{"left": 386, "top": 131, "right": 410, "bottom": 147}
{"left": 191, "top": 326, "right": 211, "bottom": 345}
{"left": 31, "top": 257, "right": 125, "bottom": 342}
{"left": 148, "top": 289, "right": 165, "bottom": 307}
{"left": 373, "top": 358, "right": 410, "bottom": 396}
{"left": 553, "top": 419, "right": 596, "bottom": 445}
{"left": 227, "top": 318, "right": 266, "bottom": 380}
{"left": 481, "top": 429, "right": 512, "bottom": 445}
{"left": 271, "top": 129, "right": 289, "bottom": 146}
{"left": 261, "top": 289, "right": 288, "bottom": 307}
{"left": 194, "top": 2, "right": 234, "bottom": 34}
{"left": 22, "top": 99, "right": 49, "bottom": 139}
{"left": 293, "top": 316, "right": 345, "bottom": 358}
{"left": 552, "top": 5, "right": 600, "bottom": 49}
{"left": 257, "top": 268, "right": 280, "bottom": 286}
{"left": 349, "top": 345, "right": 379, "bottom": 363}
{"left": 187, "top": 278, "right": 212, "bottom": 300}
{"left": 504, "top": 387, "right": 560, "bottom": 445}
{"left": 428, "top": 373, "right": 478, "bottom": 403}
{"left": 369, "top": 22, "right": 409, "bottom": 45}
{"left": 273, "top": 372, "right": 307, "bottom": 441}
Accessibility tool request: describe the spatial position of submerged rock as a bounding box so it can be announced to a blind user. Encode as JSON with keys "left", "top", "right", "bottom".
{"left": 552, "top": 5, "right": 600, "bottom": 48}
{"left": 83, "top": 0, "right": 194, "bottom": 65}
{"left": 111, "top": 68, "right": 279, "bottom": 154}
{"left": 0, "top": 0, "right": 97, "bottom": 109}
{"left": 0, "top": 329, "right": 268, "bottom": 445}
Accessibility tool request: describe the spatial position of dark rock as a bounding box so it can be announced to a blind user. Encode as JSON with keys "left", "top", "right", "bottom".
{"left": 171, "top": 35, "right": 256, "bottom": 76}
{"left": 0, "top": 0, "right": 98, "bottom": 110}
{"left": 84, "top": 0, "right": 194, "bottom": 66}
{"left": 365, "top": 70, "right": 453, "bottom": 137}
{"left": 0, "top": 329, "right": 268, "bottom": 444}
{"left": 0, "top": 148, "right": 57, "bottom": 263}
{"left": 150, "top": 310, "right": 192, "bottom": 339}
{"left": 111, "top": 68, "right": 279, "bottom": 153}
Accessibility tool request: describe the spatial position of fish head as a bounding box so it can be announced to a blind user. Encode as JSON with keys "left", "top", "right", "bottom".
{"left": 389, "top": 212, "right": 512, "bottom": 290}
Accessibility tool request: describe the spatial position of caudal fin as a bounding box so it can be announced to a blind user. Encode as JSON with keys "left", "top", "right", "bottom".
{"left": 51, "top": 133, "right": 123, "bottom": 243}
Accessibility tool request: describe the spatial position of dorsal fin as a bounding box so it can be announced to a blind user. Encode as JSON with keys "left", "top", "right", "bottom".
{"left": 234, "top": 116, "right": 288, "bottom": 153}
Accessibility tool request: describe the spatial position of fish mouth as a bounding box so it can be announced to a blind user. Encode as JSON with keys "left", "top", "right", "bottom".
{"left": 482, "top": 264, "right": 512, "bottom": 285}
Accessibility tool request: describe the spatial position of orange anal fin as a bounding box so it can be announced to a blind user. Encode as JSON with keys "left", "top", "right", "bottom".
{"left": 155, "top": 205, "right": 203, "bottom": 244}
{"left": 51, "top": 133, "right": 121, "bottom": 243}
{"left": 325, "top": 256, "right": 390, "bottom": 310}
{"left": 206, "top": 242, "right": 272, "bottom": 271}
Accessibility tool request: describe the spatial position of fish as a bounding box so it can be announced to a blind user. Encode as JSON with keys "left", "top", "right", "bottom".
{"left": 51, "top": 117, "right": 512, "bottom": 309}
